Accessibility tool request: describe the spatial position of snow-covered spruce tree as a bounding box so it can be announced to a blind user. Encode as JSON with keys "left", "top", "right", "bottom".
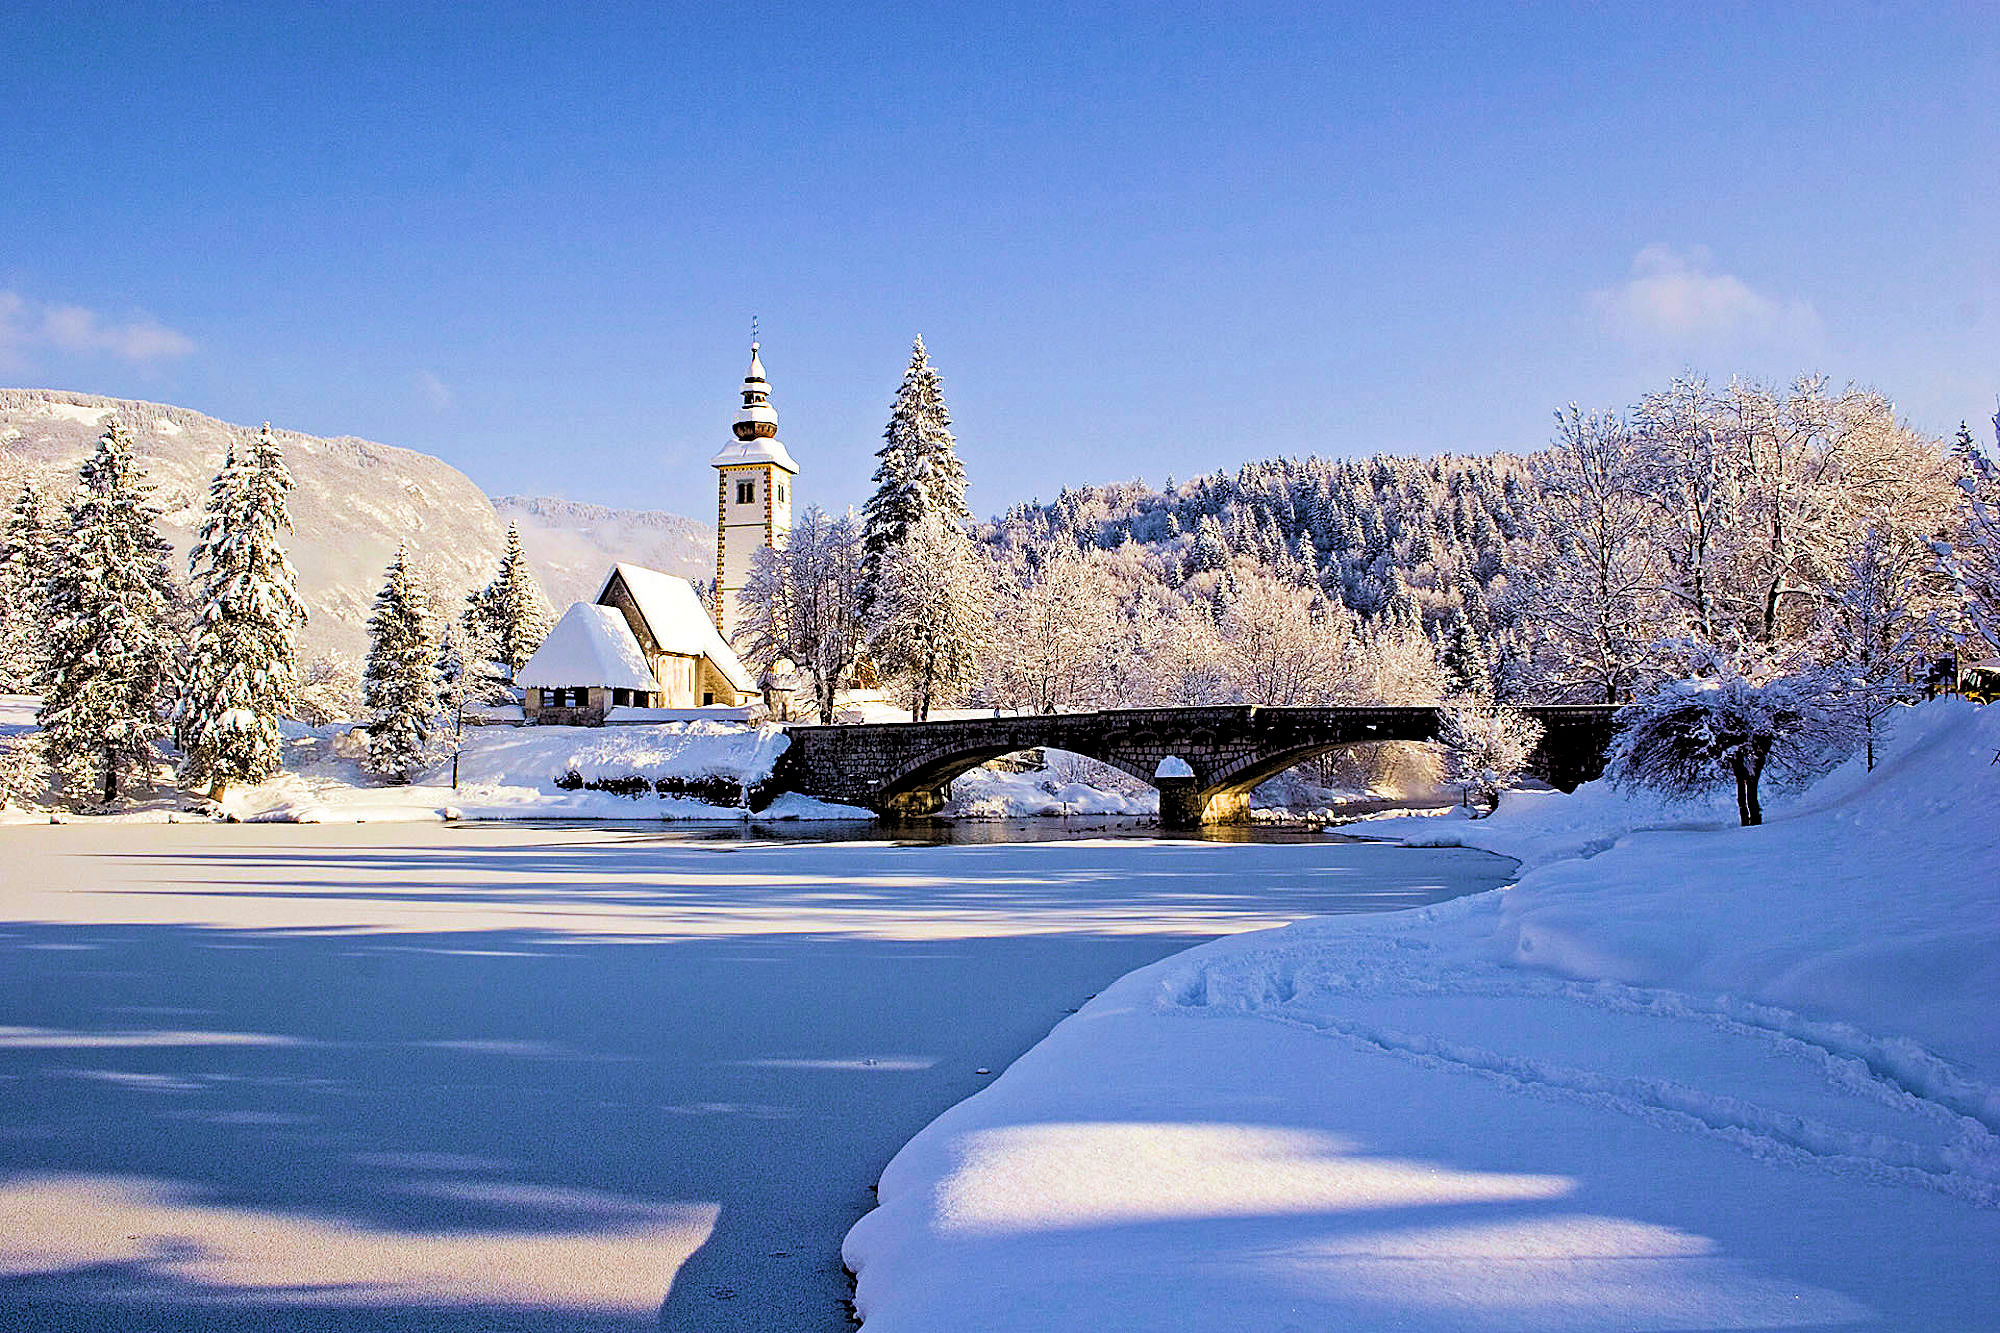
{"left": 362, "top": 547, "right": 441, "bottom": 781}
{"left": 869, "top": 510, "right": 993, "bottom": 720}
{"left": 38, "top": 422, "right": 180, "bottom": 804}
{"left": 0, "top": 478, "right": 58, "bottom": 692}
{"left": 737, "top": 507, "right": 869, "bottom": 724}
{"left": 174, "top": 424, "right": 308, "bottom": 799}
{"left": 463, "top": 521, "right": 552, "bottom": 695}
{"left": 1605, "top": 667, "right": 1861, "bottom": 826}
{"left": 1434, "top": 694, "right": 1544, "bottom": 815}
{"left": 862, "top": 336, "right": 970, "bottom": 588}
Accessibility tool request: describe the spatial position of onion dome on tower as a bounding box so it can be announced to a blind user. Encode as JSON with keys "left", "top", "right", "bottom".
{"left": 710, "top": 342, "right": 799, "bottom": 472}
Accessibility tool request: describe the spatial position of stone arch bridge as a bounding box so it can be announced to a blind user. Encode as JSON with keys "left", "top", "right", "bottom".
{"left": 768, "top": 705, "right": 1621, "bottom": 827}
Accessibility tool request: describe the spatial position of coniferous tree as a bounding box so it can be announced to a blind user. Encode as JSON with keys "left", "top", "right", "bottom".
{"left": 0, "top": 479, "right": 57, "bottom": 692}
{"left": 39, "top": 422, "right": 179, "bottom": 804}
{"left": 862, "top": 336, "right": 970, "bottom": 579}
{"left": 362, "top": 547, "right": 441, "bottom": 781}
{"left": 175, "top": 425, "right": 308, "bottom": 798}
{"left": 463, "top": 521, "right": 553, "bottom": 691}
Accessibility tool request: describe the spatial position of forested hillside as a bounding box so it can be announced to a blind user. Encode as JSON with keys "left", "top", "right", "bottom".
{"left": 974, "top": 375, "right": 1970, "bottom": 712}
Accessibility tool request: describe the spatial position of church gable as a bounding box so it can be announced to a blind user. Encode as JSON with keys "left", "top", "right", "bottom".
{"left": 597, "top": 570, "right": 662, "bottom": 662}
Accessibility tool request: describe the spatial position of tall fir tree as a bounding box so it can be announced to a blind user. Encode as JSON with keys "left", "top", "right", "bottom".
{"left": 362, "top": 547, "right": 441, "bottom": 781}
{"left": 174, "top": 424, "right": 308, "bottom": 798}
{"left": 39, "top": 422, "right": 180, "bottom": 804}
{"left": 0, "top": 479, "right": 57, "bottom": 692}
{"left": 463, "top": 521, "right": 553, "bottom": 689}
{"left": 861, "top": 336, "right": 970, "bottom": 578}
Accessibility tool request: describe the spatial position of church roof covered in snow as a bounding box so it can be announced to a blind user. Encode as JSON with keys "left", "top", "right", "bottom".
{"left": 518, "top": 603, "right": 661, "bottom": 692}
{"left": 597, "top": 563, "right": 757, "bottom": 695}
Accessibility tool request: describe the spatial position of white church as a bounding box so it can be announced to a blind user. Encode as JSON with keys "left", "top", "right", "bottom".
{"left": 518, "top": 342, "right": 798, "bottom": 725}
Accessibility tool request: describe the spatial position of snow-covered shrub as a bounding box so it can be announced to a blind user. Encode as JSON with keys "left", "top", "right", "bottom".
{"left": 0, "top": 732, "right": 49, "bottom": 809}
{"left": 294, "top": 653, "right": 366, "bottom": 726}
{"left": 1606, "top": 668, "right": 1862, "bottom": 825}
{"left": 1434, "top": 694, "right": 1544, "bottom": 815}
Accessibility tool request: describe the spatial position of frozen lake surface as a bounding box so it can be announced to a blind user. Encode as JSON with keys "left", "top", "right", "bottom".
{"left": 0, "top": 822, "right": 1513, "bottom": 1330}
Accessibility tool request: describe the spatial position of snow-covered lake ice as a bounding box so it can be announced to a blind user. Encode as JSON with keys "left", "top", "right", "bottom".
{"left": 0, "top": 822, "right": 1513, "bottom": 1330}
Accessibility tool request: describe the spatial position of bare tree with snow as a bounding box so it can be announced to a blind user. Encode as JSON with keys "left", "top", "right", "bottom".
{"left": 1938, "top": 408, "right": 2000, "bottom": 661}
{"left": 869, "top": 510, "right": 993, "bottom": 720}
{"left": 738, "top": 507, "right": 869, "bottom": 724}
{"left": 1528, "top": 405, "right": 1658, "bottom": 702}
{"left": 992, "top": 549, "right": 1123, "bottom": 713}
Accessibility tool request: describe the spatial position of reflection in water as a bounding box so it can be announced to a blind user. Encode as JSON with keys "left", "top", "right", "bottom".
{"left": 483, "top": 814, "right": 1357, "bottom": 846}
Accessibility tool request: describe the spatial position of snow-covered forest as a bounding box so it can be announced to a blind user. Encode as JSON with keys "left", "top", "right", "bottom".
{"left": 966, "top": 376, "right": 1975, "bottom": 712}
{"left": 737, "top": 350, "right": 1996, "bottom": 809}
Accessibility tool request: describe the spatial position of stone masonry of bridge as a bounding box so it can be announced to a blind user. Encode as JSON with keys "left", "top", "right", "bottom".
{"left": 765, "top": 705, "right": 1622, "bottom": 827}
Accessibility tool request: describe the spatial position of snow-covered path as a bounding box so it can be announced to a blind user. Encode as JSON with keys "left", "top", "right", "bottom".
{"left": 0, "top": 823, "right": 1512, "bottom": 1330}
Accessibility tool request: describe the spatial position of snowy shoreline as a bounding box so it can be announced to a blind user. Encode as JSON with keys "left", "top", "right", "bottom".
{"left": 842, "top": 699, "right": 2000, "bottom": 1330}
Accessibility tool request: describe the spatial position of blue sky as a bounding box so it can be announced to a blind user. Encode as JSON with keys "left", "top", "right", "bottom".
{"left": 2, "top": 3, "right": 1994, "bottom": 519}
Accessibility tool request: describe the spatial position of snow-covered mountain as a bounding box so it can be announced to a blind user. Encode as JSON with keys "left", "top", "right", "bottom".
{"left": 0, "top": 389, "right": 711, "bottom": 658}
{"left": 490, "top": 495, "right": 711, "bottom": 608}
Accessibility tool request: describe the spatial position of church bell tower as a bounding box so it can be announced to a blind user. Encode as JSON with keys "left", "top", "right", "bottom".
{"left": 711, "top": 340, "right": 798, "bottom": 645}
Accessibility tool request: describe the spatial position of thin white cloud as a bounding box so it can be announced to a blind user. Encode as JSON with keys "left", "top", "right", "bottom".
{"left": 415, "top": 368, "right": 453, "bottom": 409}
{"left": 0, "top": 289, "right": 196, "bottom": 368}
{"left": 1591, "top": 245, "right": 1820, "bottom": 352}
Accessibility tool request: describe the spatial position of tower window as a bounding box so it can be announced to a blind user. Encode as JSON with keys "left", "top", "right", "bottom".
{"left": 776, "top": 481, "right": 786, "bottom": 503}
{"left": 736, "top": 480, "right": 755, "bottom": 505}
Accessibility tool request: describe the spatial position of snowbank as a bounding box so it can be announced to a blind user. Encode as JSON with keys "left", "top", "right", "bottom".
{"left": 217, "top": 721, "right": 871, "bottom": 823}
{"left": 946, "top": 762, "right": 1157, "bottom": 818}
{"left": 844, "top": 700, "right": 2000, "bottom": 1329}
{"left": 451, "top": 720, "right": 789, "bottom": 791}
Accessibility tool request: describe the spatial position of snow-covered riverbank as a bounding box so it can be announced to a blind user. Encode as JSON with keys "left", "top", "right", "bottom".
{"left": 843, "top": 699, "right": 2000, "bottom": 1330}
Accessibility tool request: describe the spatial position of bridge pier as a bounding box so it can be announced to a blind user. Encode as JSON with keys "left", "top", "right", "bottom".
{"left": 878, "top": 786, "right": 949, "bottom": 820}
{"left": 1157, "top": 777, "right": 1250, "bottom": 829}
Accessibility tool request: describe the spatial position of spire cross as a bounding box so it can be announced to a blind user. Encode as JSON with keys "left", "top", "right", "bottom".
{"left": 750, "top": 314, "right": 759, "bottom": 347}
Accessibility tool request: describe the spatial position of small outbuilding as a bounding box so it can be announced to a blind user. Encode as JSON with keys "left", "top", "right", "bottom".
{"left": 518, "top": 603, "right": 664, "bottom": 726}
{"left": 518, "top": 563, "right": 759, "bottom": 725}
